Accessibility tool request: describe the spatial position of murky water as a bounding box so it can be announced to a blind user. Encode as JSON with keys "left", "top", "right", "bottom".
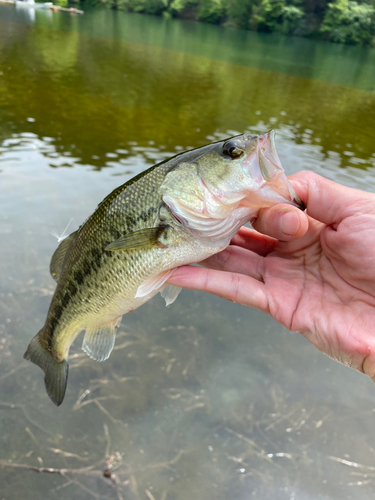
{"left": 1, "top": 5, "right": 375, "bottom": 500}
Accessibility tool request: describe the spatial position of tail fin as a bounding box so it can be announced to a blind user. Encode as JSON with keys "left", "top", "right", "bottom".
{"left": 23, "top": 331, "right": 68, "bottom": 406}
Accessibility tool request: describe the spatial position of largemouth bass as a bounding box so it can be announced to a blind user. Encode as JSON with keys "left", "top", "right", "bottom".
{"left": 24, "top": 131, "right": 304, "bottom": 406}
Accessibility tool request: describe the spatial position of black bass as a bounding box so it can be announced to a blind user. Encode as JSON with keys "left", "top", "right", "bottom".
{"left": 24, "top": 131, "right": 304, "bottom": 406}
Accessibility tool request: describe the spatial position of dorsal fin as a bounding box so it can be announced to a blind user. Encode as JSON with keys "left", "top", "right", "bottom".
{"left": 50, "top": 231, "right": 78, "bottom": 282}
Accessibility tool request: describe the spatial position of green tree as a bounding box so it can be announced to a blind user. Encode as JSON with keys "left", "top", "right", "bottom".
{"left": 85, "top": 0, "right": 375, "bottom": 45}
{"left": 321, "top": 0, "right": 375, "bottom": 44}
{"left": 250, "top": 0, "right": 305, "bottom": 34}
{"left": 168, "top": 0, "right": 199, "bottom": 17}
{"left": 117, "top": 0, "right": 169, "bottom": 14}
{"left": 222, "top": 0, "right": 253, "bottom": 29}
{"left": 198, "top": 0, "right": 225, "bottom": 23}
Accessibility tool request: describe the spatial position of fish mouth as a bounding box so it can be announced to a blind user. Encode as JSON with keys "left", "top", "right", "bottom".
{"left": 258, "top": 130, "right": 279, "bottom": 175}
{"left": 291, "top": 193, "right": 305, "bottom": 211}
{"left": 246, "top": 130, "right": 305, "bottom": 211}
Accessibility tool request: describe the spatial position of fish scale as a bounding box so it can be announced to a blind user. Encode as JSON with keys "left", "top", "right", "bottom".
{"left": 24, "top": 131, "right": 304, "bottom": 406}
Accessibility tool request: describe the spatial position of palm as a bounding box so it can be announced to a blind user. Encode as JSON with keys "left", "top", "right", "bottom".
{"left": 168, "top": 172, "right": 375, "bottom": 380}
{"left": 253, "top": 217, "right": 375, "bottom": 375}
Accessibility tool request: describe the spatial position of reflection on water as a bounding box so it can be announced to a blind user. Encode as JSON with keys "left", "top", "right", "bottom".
{"left": 1, "top": 9, "right": 375, "bottom": 175}
{"left": 1, "top": 5, "right": 375, "bottom": 500}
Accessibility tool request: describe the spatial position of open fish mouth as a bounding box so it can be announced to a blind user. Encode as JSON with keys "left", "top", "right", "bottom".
{"left": 246, "top": 130, "right": 305, "bottom": 210}
{"left": 258, "top": 130, "right": 281, "bottom": 181}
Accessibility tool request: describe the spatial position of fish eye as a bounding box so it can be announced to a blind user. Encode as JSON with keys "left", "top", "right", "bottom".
{"left": 223, "top": 141, "right": 244, "bottom": 159}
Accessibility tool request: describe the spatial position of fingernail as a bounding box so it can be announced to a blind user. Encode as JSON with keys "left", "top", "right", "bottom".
{"left": 279, "top": 210, "right": 299, "bottom": 236}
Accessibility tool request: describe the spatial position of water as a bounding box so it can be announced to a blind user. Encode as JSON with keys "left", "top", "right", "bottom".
{"left": 1, "top": 5, "right": 375, "bottom": 500}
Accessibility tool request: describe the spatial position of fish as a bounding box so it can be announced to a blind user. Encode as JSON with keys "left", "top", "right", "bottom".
{"left": 24, "top": 130, "right": 304, "bottom": 406}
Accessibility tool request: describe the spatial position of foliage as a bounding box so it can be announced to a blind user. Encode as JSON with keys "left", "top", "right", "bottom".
{"left": 198, "top": 0, "right": 225, "bottom": 23}
{"left": 83, "top": 0, "right": 375, "bottom": 45}
{"left": 222, "top": 0, "right": 253, "bottom": 29}
{"left": 250, "top": 0, "right": 305, "bottom": 34}
{"left": 320, "top": 0, "right": 375, "bottom": 44}
{"left": 116, "top": 0, "right": 169, "bottom": 14}
{"left": 168, "top": 0, "right": 198, "bottom": 17}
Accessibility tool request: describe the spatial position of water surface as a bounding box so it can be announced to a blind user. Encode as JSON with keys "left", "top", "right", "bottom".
{"left": 1, "top": 6, "right": 375, "bottom": 500}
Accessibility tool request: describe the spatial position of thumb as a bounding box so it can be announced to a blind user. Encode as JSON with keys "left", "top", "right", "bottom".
{"left": 252, "top": 204, "right": 308, "bottom": 242}
{"left": 289, "top": 171, "right": 374, "bottom": 226}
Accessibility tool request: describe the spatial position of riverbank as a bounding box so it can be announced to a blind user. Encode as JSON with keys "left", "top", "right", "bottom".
{"left": 0, "top": 0, "right": 83, "bottom": 13}
{"left": 80, "top": 0, "right": 375, "bottom": 46}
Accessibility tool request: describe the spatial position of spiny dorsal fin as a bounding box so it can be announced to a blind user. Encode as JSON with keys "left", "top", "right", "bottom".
{"left": 50, "top": 231, "right": 78, "bottom": 282}
{"left": 105, "top": 226, "right": 168, "bottom": 252}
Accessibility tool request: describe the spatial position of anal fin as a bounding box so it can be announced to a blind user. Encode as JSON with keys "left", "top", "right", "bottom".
{"left": 82, "top": 317, "right": 122, "bottom": 362}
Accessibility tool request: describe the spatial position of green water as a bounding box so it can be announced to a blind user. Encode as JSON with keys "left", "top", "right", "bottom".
{"left": 1, "top": 5, "right": 375, "bottom": 500}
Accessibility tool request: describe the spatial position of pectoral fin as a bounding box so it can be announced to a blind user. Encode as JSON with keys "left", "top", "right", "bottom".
{"left": 105, "top": 226, "right": 168, "bottom": 252}
{"left": 50, "top": 231, "right": 78, "bottom": 282}
{"left": 82, "top": 317, "right": 122, "bottom": 362}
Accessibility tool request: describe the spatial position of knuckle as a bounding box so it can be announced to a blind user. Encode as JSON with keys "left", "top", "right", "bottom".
{"left": 229, "top": 274, "right": 241, "bottom": 303}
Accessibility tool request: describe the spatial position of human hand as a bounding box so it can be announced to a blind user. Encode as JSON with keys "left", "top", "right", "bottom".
{"left": 168, "top": 171, "right": 375, "bottom": 381}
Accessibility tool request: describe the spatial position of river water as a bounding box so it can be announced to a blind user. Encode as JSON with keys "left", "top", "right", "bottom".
{"left": 1, "top": 5, "right": 375, "bottom": 500}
